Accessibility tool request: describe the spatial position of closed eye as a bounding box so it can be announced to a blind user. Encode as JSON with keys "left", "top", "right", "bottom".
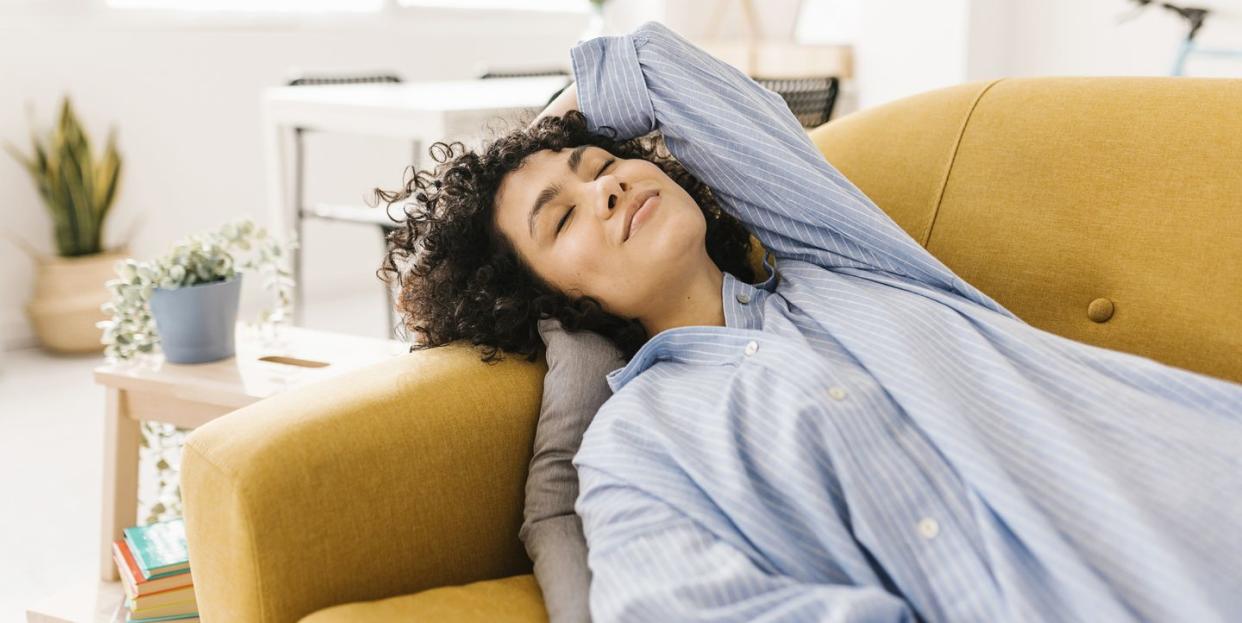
{"left": 596, "top": 158, "right": 615, "bottom": 179}
{"left": 556, "top": 158, "right": 615, "bottom": 237}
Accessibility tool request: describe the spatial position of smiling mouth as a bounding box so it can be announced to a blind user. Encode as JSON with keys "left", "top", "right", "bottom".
{"left": 624, "top": 190, "right": 660, "bottom": 242}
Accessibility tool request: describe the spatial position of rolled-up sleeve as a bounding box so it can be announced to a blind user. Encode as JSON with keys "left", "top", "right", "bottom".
{"left": 570, "top": 30, "right": 656, "bottom": 140}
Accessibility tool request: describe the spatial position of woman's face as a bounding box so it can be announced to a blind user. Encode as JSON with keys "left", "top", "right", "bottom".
{"left": 493, "top": 145, "right": 709, "bottom": 320}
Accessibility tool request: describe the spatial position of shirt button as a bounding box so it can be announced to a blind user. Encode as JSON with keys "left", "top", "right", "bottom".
{"left": 736, "top": 292, "right": 751, "bottom": 304}
{"left": 917, "top": 517, "right": 940, "bottom": 540}
{"left": 743, "top": 340, "right": 758, "bottom": 356}
{"left": 828, "top": 387, "right": 847, "bottom": 400}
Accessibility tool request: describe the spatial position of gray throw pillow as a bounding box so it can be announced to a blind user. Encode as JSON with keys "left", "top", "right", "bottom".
{"left": 520, "top": 317, "right": 626, "bottom": 623}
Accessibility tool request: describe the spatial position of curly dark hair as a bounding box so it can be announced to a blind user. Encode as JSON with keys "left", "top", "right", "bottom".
{"left": 371, "top": 110, "right": 756, "bottom": 364}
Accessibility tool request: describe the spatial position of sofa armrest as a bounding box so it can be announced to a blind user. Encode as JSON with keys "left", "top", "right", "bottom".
{"left": 181, "top": 343, "right": 546, "bottom": 623}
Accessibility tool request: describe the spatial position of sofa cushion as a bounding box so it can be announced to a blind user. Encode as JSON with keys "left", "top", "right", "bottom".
{"left": 298, "top": 574, "right": 548, "bottom": 623}
{"left": 521, "top": 317, "right": 625, "bottom": 623}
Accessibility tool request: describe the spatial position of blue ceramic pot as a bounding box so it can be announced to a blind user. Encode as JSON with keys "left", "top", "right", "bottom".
{"left": 149, "top": 274, "right": 242, "bottom": 364}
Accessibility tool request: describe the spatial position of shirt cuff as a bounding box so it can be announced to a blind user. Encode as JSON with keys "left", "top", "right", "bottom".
{"left": 570, "top": 27, "right": 657, "bottom": 140}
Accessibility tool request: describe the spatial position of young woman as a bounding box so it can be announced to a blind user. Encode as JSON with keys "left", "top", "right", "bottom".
{"left": 375, "top": 22, "right": 1242, "bottom": 623}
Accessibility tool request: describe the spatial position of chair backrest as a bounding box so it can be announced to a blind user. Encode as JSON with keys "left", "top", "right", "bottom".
{"left": 807, "top": 77, "right": 1242, "bottom": 384}
{"left": 756, "top": 76, "right": 840, "bottom": 128}
{"left": 287, "top": 73, "right": 402, "bottom": 87}
{"left": 479, "top": 68, "right": 570, "bottom": 80}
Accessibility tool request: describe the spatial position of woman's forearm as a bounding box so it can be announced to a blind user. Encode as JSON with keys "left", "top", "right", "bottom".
{"left": 530, "top": 82, "right": 579, "bottom": 127}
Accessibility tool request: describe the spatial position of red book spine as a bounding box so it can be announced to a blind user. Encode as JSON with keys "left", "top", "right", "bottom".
{"left": 112, "top": 538, "right": 192, "bottom": 597}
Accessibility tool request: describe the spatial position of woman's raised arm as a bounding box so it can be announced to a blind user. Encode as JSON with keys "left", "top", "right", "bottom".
{"left": 569, "top": 22, "right": 1012, "bottom": 314}
{"left": 530, "top": 82, "right": 579, "bottom": 128}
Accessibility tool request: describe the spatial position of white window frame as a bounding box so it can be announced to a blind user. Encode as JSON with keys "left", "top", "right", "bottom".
{"left": 396, "top": 0, "right": 590, "bottom": 14}
{"left": 104, "top": 0, "right": 383, "bottom": 12}
{"left": 10, "top": 0, "right": 589, "bottom": 32}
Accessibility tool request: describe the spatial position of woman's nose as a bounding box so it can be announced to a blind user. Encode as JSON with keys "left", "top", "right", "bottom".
{"left": 594, "top": 176, "right": 627, "bottom": 219}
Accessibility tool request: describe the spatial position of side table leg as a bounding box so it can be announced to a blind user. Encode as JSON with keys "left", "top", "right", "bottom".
{"left": 100, "top": 388, "right": 140, "bottom": 581}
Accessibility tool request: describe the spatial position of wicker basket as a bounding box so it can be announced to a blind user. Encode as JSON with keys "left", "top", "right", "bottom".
{"left": 25, "top": 249, "right": 128, "bottom": 354}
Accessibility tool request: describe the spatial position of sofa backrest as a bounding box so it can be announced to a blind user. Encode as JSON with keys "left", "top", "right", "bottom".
{"left": 798, "top": 77, "right": 1241, "bottom": 385}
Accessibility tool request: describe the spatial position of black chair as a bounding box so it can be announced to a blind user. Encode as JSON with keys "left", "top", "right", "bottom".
{"left": 486, "top": 71, "right": 839, "bottom": 128}
{"left": 480, "top": 67, "right": 570, "bottom": 80}
{"left": 286, "top": 72, "right": 409, "bottom": 339}
{"left": 754, "top": 76, "right": 841, "bottom": 128}
{"left": 287, "top": 74, "right": 402, "bottom": 87}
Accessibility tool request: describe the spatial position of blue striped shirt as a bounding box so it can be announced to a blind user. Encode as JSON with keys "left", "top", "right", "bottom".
{"left": 568, "top": 22, "right": 1242, "bottom": 623}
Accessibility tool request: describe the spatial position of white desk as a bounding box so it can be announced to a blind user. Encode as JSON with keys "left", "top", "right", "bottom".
{"left": 262, "top": 76, "right": 568, "bottom": 239}
{"left": 264, "top": 74, "right": 568, "bottom": 228}
{"left": 261, "top": 75, "right": 568, "bottom": 326}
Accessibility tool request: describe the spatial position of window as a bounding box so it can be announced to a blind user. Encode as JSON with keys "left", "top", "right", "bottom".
{"left": 396, "top": 0, "right": 589, "bottom": 12}
{"left": 104, "top": 0, "right": 589, "bottom": 14}
{"left": 105, "top": 0, "right": 381, "bottom": 11}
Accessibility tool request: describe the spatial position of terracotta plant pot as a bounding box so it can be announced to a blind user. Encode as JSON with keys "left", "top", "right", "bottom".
{"left": 25, "top": 248, "right": 128, "bottom": 354}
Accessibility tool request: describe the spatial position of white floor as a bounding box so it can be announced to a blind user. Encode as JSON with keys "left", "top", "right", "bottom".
{"left": 0, "top": 291, "right": 389, "bottom": 622}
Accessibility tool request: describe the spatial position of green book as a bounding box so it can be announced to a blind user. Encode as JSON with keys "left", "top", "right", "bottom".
{"left": 123, "top": 518, "right": 190, "bottom": 580}
{"left": 127, "top": 612, "right": 199, "bottom": 623}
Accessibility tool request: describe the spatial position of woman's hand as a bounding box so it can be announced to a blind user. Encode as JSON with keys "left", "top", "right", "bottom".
{"left": 530, "top": 82, "right": 579, "bottom": 128}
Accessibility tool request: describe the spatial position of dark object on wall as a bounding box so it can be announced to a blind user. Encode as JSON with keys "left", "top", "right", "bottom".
{"left": 1123, "top": 0, "right": 1209, "bottom": 42}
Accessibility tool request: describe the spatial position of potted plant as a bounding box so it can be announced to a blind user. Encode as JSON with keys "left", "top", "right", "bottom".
{"left": 99, "top": 218, "right": 297, "bottom": 364}
{"left": 99, "top": 218, "right": 296, "bottom": 524}
{"left": 5, "top": 96, "right": 124, "bottom": 353}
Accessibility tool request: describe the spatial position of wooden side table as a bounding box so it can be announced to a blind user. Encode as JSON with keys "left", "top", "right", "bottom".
{"left": 91, "top": 323, "right": 408, "bottom": 581}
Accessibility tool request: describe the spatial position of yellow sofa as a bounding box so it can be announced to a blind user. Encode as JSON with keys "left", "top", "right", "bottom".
{"left": 181, "top": 77, "right": 1242, "bottom": 622}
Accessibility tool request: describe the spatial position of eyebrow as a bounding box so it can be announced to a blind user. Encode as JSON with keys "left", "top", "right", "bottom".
{"left": 528, "top": 144, "right": 591, "bottom": 242}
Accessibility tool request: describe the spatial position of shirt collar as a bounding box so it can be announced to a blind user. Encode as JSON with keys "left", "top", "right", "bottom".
{"left": 605, "top": 254, "right": 779, "bottom": 393}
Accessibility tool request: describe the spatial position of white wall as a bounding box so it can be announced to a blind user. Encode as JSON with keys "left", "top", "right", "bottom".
{"left": 855, "top": 0, "right": 1242, "bottom": 109}
{"left": 0, "top": 5, "right": 588, "bottom": 348}
{"left": 1009, "top": 0, "right": 1242, "bottom": 78}
{"left": 856, "top": 0, "right": 972, "bottom": 109}
{"left": 602, "top": 0, "right": 806, "bottom": 38}
{"left": 965, "top": 0, "right": 1015, "bottom": 81}
{"left": 4, "top": 0, "right": 1240, "bottom": 349}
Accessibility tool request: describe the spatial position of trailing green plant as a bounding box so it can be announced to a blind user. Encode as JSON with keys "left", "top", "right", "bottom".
{"left": 139, "top": 422, "right": 193, "bottom": 526}
{"left": 98, "top": 217, "right": 297, "bottom": 362}
{"left": 97, "top": 217, "right": 297, "bottom": 523}
{"left": 5, "top": 96, "right": 122, "bottom": 257}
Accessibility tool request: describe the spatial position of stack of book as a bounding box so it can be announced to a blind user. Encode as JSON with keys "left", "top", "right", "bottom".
{"left": 111, "top": 517, "right": 199, "bottom": 622}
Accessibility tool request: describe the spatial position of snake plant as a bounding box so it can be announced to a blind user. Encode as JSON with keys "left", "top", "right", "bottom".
{"left": 5, "top": 96, "right": 122, "bottom": 257}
